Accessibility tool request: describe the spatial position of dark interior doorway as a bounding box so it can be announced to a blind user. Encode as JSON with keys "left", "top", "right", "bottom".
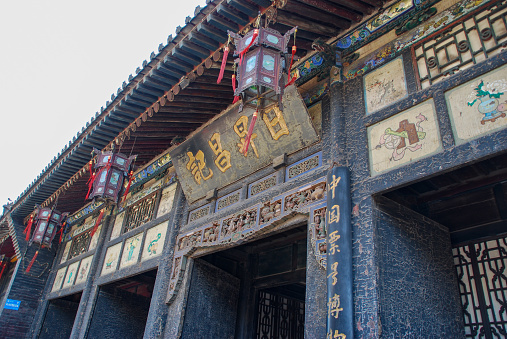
{"left": 380, "top": 151, "right": 507, "bottom": 339}
{"left": 39, "top": 292, "right": 82, "bottom": 339}
{"left": 182, "top": 225, "right": 307, "bottom": 339}
{"left": 86, "top": 269, "right": 157, "bottom": 339}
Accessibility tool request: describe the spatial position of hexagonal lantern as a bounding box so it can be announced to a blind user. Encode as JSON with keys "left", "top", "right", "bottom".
{"left": 29, "top": 206, "right": 68, "bottom": 248}
{"left": 87, "top": 148, "right": 136, "bottom": 203}
{"left": 231, "top": 26, "right": 297, "bottom": 97}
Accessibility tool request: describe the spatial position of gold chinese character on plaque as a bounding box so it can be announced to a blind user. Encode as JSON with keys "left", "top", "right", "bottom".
{"left": 263, "top": 106, "right": 289, "bottom": 140}
{"left": 208, "top": 133, "right": 231, "bottom": 173}
{"left": 328, "top": 205, "right": 341, "bottom": 224}
{"left": 234, "top": 116, "right": 259, "bottom": 158}
{"left": 186, "top": 150, "right": 213, "bottom": 184}
{"left": 327, "top": 261, "right": 338, "bottom": 286}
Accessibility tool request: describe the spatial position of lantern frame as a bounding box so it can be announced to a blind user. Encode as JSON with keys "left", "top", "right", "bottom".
{"left": 30, "top": 206, "right": 68, "bottom": 248}
{"left": 88, "top": 149, "right": 136, "bottom": 203}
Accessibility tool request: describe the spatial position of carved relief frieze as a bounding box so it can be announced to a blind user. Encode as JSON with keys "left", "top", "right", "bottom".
{"left": 166, "top": 177, "right": 327, "bottom": 304}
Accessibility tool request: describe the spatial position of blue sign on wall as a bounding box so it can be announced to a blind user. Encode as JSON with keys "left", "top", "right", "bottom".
{"left": 4, "top": 299, "right": 21, "bottom": 310}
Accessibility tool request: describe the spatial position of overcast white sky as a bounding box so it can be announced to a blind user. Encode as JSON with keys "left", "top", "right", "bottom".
{"left": 0, "top": 0, "right": 206, "bottom": 208}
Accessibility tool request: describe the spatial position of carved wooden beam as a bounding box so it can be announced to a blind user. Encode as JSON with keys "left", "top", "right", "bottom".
{"left": 277, "top": 10, "right": 344, "bottom": 35}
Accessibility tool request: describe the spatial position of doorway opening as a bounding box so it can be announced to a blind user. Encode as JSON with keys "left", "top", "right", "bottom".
{"left": 181, "top": 225, "right": 307, "bottom": 339}
{"left": 381, "top": 151, "right": 507, "bottom": 338}
{"left": 87, "top": 269, "right": 157, "bottom": 339}
{"left": 39, "top": 292, "right": 82, "bottom": 339}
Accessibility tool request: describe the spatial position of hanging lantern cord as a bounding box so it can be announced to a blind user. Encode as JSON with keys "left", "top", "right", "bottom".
{"left": 286, "top": 29, "right": 298, "bottom": 88}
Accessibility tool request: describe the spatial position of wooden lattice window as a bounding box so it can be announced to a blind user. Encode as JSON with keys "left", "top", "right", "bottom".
{"left": 123, "top": 192, "right": 158, "bottom": 233}
{"left": 68, "top": 230, "right": 91, "bottom": 260}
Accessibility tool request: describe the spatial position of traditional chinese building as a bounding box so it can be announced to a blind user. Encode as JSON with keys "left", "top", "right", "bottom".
{"left": 1, "top": 0, "right": 507, "bottom": 338}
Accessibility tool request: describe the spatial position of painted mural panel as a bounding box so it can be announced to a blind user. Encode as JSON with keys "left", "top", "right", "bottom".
{"left": 52, "top": 267, "right": 67, "bottom": 292}
{"left": 170, "top": 85, "right": 319, "bottom": 202}
{"left": 75, "top": 255, "right": 93, "bottom": 285}
{"left": 60, "top": 241, "right": 72, "bottom": 264}
{"left": 110, "top": 212, "right": 125, "bottom": 240}
{"left": 62, "top": 261, "right": 79, "bottom": 289}
{"left": 364, "top": 57, "right": 407, "bottom": 114}
{"left": 368, "top": 99, "right": 442, "bottom": 175}
{"left": 120, "top": 234, "right": 143, "bottom": 268}
{"left": 88, "top": 225, "right": 101, "bottom": 251}
{"left": 101, "top": 242, "right": 122, "bottom": 275}
{"left": 157, "top": 183, "right": 177, "bottom": 217}
{"left": 142, "top": 222, "right": 168, "bottom": 261}
{"left": 446, "top": 64, "right": 507, "bottom": 145}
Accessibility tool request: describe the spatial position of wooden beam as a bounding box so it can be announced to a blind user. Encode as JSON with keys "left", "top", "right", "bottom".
{"left": 282, "top": 1, "right": 354, "bottom": 29}
{"left": 277, "top": 10, "right": 344, "bottom": 35}
{"left": 327, "top": 0, "right": 374, "bottom": 15}
{"left": 297, "top": 0, "right": 362, "bottom": 22}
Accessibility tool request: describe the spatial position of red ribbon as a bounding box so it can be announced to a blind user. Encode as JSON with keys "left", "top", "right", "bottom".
{"left": 23, "top": 216, "right": 34, "bottom": 242}
{"left": 26, "top": 250, "right": 38, "bottom": 273}
{"left": 122, "top": 171, "right": 134, "bottom": 203}
{"left": 239, "top": 29, "right": 258, "bottom": 66}
{"left": 285, "top": 45, "right": 298, "bottom": 87}
{"left": 243, "top": 110, "right": 258, "bottom": 155}
{"left": 85, "top": 161, "right": 96, "bottom": 200}
{"left": 90, "top": 209, "right": 105, "bottom": 238}
{"left": 58, "top": 222, "right": 66, "bottom": 244}
{"left": 217, "top": 46, "right": 229, "bottom": 84}
{"left": 0, "top": 262, "right": 5, "bottom": 280}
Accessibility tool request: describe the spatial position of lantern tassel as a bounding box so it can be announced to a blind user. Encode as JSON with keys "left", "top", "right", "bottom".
{"left": 23, "top": 216, "right": 34, "bottom": 242}
{"left": 243, "top": 110, "right": 258, "bottom": 155}
{"left": 232, "top": 74, "right": 240, "bottom": 104}
{"left": 0, "top": 262, "right": 6, "bottom": 280}
{"left": 26, "top": 250, "right": 38, "bottom": 273}
{"left": 239, "top": 29, "right": 258, "bottom": 66}
{"left": 217, "top": 46, "right": 229, "bottom": 84}
{"left": 285, "top": 45, "right": 298, "bottom": 87}
{"left": 90, "top": 209, "right": 105, "bottom": 238}
{"left": 122, "top": 171, "right": 134, "bottom": 203}
{"left": 85, "top": 161, "right": 96, "bottom": 200}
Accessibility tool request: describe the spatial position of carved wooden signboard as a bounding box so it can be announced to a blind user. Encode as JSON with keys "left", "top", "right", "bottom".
{"left": 170, "top": 85, "right": 319, "bottom": 202}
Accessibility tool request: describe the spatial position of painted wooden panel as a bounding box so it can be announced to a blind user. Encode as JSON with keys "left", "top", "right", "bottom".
{"left": 142, "top": 222, "right": 168, "bottom": 261}
{"left": 62, "top": 261, "right": 79, "bottom": 289}
{"left": 364, "top": 57, "right": 408, "bottom": 114}
{"left": 60, "top": 241, "right": 72, "bottom": 264}
{"left": 101, "top": 242, "right": 122, "bottom": 275}
{"left": 368, "top": 99, "right": 442, "bottom": 175}
{"left": 110, "top": 212, "right": 125, "bottom": 240}
{"left": 157, "top": 183, "right": 177, "bottom": 217}
{"left": 446, "top": 64, "right": 507, "bottom": 145}
{"left": 120, "top": 234, "right": 143, "bottom": 268}
{"left": 51, "top": 267, "right": 67, "bottom": 292}
{"left": 75, "top": 255, "right": 93, "bottom": 285}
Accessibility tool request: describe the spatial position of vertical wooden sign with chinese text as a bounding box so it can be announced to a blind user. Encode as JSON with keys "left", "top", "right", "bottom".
{"left": 326, "top": 167, "right": 353, "bottom": 339}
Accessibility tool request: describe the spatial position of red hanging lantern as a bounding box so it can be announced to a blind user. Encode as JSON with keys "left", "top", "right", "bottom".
{"left": 87, "top": 148, "right": 136, "bottom": 203}
{"left": 28, "top": 205, "right": 68, "bottom": 248}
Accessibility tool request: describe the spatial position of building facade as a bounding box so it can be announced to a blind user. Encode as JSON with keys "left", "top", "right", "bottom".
{"left": 1, "top": 0, "right": 507, "bottom": 338}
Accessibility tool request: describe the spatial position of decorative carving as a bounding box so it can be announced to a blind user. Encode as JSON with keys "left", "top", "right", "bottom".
{"left": 250, "top": 175, "right": 277, "bottom": 197}
{"left": 313, "top": 207, "right": 327, "bottom": 240}
{"left": 188, "top": 205, "right": 210, "bottom": 223}
{"left": 178, "top": 231, "right": 202, "bottom": 251}
{"left": 68, "top": 230, "right": 91, "bottom": 260}
{"left": 310, "top": 206, "right": 327, "bottom": 269}
{"left": 284, "top": 182, "right": 326, "bottom": 212}
{"left": 221, "top": 209, "right": 257, "bottom": 238}
{"left": 259, "top": 200, "right": 282, "bottom": 225}
{"left": 395, "top": 7, "right": 437, "bottom": 36}
{"left": 216, "top": 191, "right": 241, "bottom": 211}
{"left": 202, "top": 222, "right": 220, "bottom": 244}
{"left": 123, "top": 192, "right": 158, "bottom": 233}
{"left": 287, "top": 154, "right": 321, "bottom": 180}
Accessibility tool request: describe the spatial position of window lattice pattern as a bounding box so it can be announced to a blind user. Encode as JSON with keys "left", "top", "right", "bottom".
{"left": 256, "top": 290, "right": 305, "bottom": 339}
{"left": 414, "top": 3, "right": 507, "bottom": 88}
{"left": 454, "top": 236, "right": 507, "bottom": 338}
{"left": 68, "top": 231, "right": 91, "bottom": 260}
{"left": 123, "top": 192, "right": 158, "bottom": 233}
